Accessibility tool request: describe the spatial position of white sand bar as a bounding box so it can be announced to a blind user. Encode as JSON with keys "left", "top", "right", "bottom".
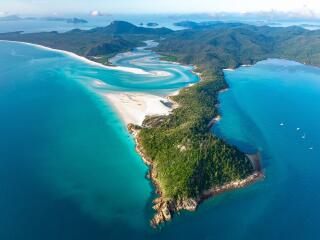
{"left": 104, "top": 92, "right": 175, "bottom": 125}
{"left": 1, "top": 40, "right": 150, "bottom": 75}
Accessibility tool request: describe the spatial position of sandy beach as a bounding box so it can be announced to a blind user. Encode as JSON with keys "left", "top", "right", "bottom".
{"left": 104, "top": 92, "right": 175, "bottom": 125}
{"left": 223, "top": 68, "right": 235, "bottom": 71}
{"left": 3, "top": 40, "right": 184, "bottom": 127}
{"left": 3, "top": 40, "right": 174, "bottom": 77}
{"left": 1, "top": 40, "right": 153, "bottom": 75}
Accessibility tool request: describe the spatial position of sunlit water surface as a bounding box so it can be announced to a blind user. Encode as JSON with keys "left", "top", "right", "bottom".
{"left": 0, "top": 41, "right": 319, "bottom": 239}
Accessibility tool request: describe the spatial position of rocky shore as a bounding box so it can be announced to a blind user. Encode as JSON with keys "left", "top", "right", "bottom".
{"left": 126, "top": 64, "right": 264, "bottom": 227}
{"left": 128, "top": 124, "right": 197, "bottom": 227}
{"left": 128, "top": 123, "right": 264, "bottom": 227}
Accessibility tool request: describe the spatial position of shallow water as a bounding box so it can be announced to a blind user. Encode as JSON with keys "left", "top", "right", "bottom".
{"left": 1, "top": 41, "right": 319, "bottom": 239}
{"left": 0, "top": 41, "right": 197, "bottom": 239}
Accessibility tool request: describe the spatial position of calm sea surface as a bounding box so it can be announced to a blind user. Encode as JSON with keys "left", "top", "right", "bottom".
{"left": 1, "top": 15, "right": 320, "bottom": 33}
{"left": 0, "top": 41, "right": 319, "bottom": 239}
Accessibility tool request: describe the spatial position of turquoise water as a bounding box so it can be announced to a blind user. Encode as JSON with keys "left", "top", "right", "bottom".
{"left": 1, "top": 41, "right": 320, "bottom": 239}
{"left": 0, "top": 41, "right": 197, "bottom": 239}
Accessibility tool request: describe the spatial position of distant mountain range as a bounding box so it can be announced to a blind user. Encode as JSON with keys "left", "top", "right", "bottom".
{"left": 0, "top": 21, "right": 173, "bottom": 58}
{"left": 0, "top": 15, "right": 88, "bottom": 24}
{"left": 44, "top": 17, "right": 88, "bottom": 24}
{"left": 0, "top": 15, "right": 36, "bottom": 21}
{"left": 1, "top": 6, "right": 320, "bottom": 27}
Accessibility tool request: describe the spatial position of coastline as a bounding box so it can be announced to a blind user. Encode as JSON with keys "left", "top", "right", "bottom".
{"left": 4, "top": 40, "right": 264, "bottom": 227}
{"left": 130, "top": 124, "right": 263, "bottom": 227}
{"left": 129, "top": 64, "right": 264, "bottom": 227}
{"left": 0, "top": 40, "right": 152, "bottom": 75}
{"left": 103, "top": 65, "right": 199, "bottom": 126}
{"left": 1, "top": 40, "right": 182, "bottom": 127}
{"left": 103, "top": 92, "right": 177, "bottom": 126}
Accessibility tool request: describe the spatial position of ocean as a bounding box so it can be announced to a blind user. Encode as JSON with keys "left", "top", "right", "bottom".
{"left": 1, "top": 14, "right": 320, "bottom": 33}
{"left": 0, "top": 41, "right": 319, "bottom": 239}
{"left": 0, "top": 41, "right": 197, "bottom": 239}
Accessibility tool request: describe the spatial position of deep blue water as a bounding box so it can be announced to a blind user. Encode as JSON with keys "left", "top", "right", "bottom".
{"left": 212, "top": 60, "right": 320, "bottom": 239}
{"left": 1, "top": 41, "right": 320, "bottom": 239}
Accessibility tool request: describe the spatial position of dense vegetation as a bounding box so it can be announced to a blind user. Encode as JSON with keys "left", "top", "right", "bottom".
{"left": 139, "top": 71, "right": 254, "bottom": 198}
{"left": 140, "top": 21, "right": 320, "bottom": 199}
{"left": 2, "top": 21, "right": 320, "bottom": 200}
{"left": 0, "top": 21, "right": 173, "bottom": 64}
{"left": 156, "top": 21, "right": 320, "bottom": 70}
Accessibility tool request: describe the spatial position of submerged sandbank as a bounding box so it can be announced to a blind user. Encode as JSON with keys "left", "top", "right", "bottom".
{"left": 1, "top": 40, "right": 181, "bottom": 127}
{"left": 0, "top": 40, "right": 153, "bottom": 75}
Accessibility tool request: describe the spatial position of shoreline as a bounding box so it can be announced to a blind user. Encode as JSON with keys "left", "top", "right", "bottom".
{"left": 5, "top": 39, "right": 263, "bottom": 227}
{"left": 1, "top": 40, "right": 196, "bottom": 129}
{"left": 199, "top": 170, "right": 264, "bottom": 203}
{"left": 2, "top": 40, "right": 181, "bottom": 127}
{"left": 130, "top": 124, "right": 263, "bottom": 227}
{"left": 0, "top": 40, "right": 153, "bottom": 75}
{"left": 129, "top": 63, "right": 263, "bottom": 227}
{"left": 104, "top": 92, "right": 178, "bottom": 126}
{"left": 103, "top": 64, "right": 199, "bottom": 126}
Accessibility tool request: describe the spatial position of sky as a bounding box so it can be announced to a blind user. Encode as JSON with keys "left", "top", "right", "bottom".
{"left": 1, "top": 0, "right": 320, "bottom": 15}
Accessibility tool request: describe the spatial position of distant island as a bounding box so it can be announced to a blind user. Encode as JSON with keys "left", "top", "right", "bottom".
{"left": 0, "top": 15, "right": 88, "bottom": 24}
{"left": 299, "top": 23, "right": 320, "bottom": 28}
{"left": 147, "top": 22, "right": 159, "bottom": 27}
{"left": 43, "top": 17, "right": 88, "bottom": 24}
{"left": 66, "top": 18, "right": 88, "bottom": 24}
{"left": 0, "top": 15, "right": 36, "bottom": 21}
{"left": 173, "top": 20, "right": 216, "bottom": 28}
{"left": 2, "top": 20, "right": 320, "bottom": 226}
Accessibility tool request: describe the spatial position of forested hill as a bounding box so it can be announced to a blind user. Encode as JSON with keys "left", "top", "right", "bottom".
{"left": 0, "top": 21, "right": 173, "bottom": 62}
{"left": 136, "top": 21, "right": 320, "bottom": 216}
{"left": 156, "top": 21, "right": 320, "bottom": 74}
{"left": 1, "top": 20, "right": 320, "bottom": 68}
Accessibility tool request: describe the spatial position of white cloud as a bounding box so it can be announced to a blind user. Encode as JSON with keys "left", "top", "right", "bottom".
{"left": 90, "top": 10, "right": 103, "bottom": 17}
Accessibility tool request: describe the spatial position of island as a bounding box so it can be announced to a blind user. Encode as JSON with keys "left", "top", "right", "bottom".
{"left": 2, "top": 21, "right": 320, "bottom": 227}
{"left": 0, "top": 15, "right": 36, "bottom": 21}
{"left": 66, "top": 18, "right": 88, "bottom": 24}
{"left": 147, "top": 22, "right": 159, "bottom": 27}
{"left": 173, "top": 20, "right": 218, "bottom": 28}
{"left": 43, "top": 17, "right": 88, "bottom": 24}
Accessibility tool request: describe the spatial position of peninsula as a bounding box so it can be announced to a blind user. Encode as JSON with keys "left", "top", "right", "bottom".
{"left": 2, "top": 21, "right": 320, "bottom": 226}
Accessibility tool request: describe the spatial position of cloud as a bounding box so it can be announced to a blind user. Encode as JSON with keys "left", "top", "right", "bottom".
{"left": 90, "top": 10, "right": 103, "bottom": 17}
{"left": 243, "top": 6, "right": 320, "bottom": 20}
